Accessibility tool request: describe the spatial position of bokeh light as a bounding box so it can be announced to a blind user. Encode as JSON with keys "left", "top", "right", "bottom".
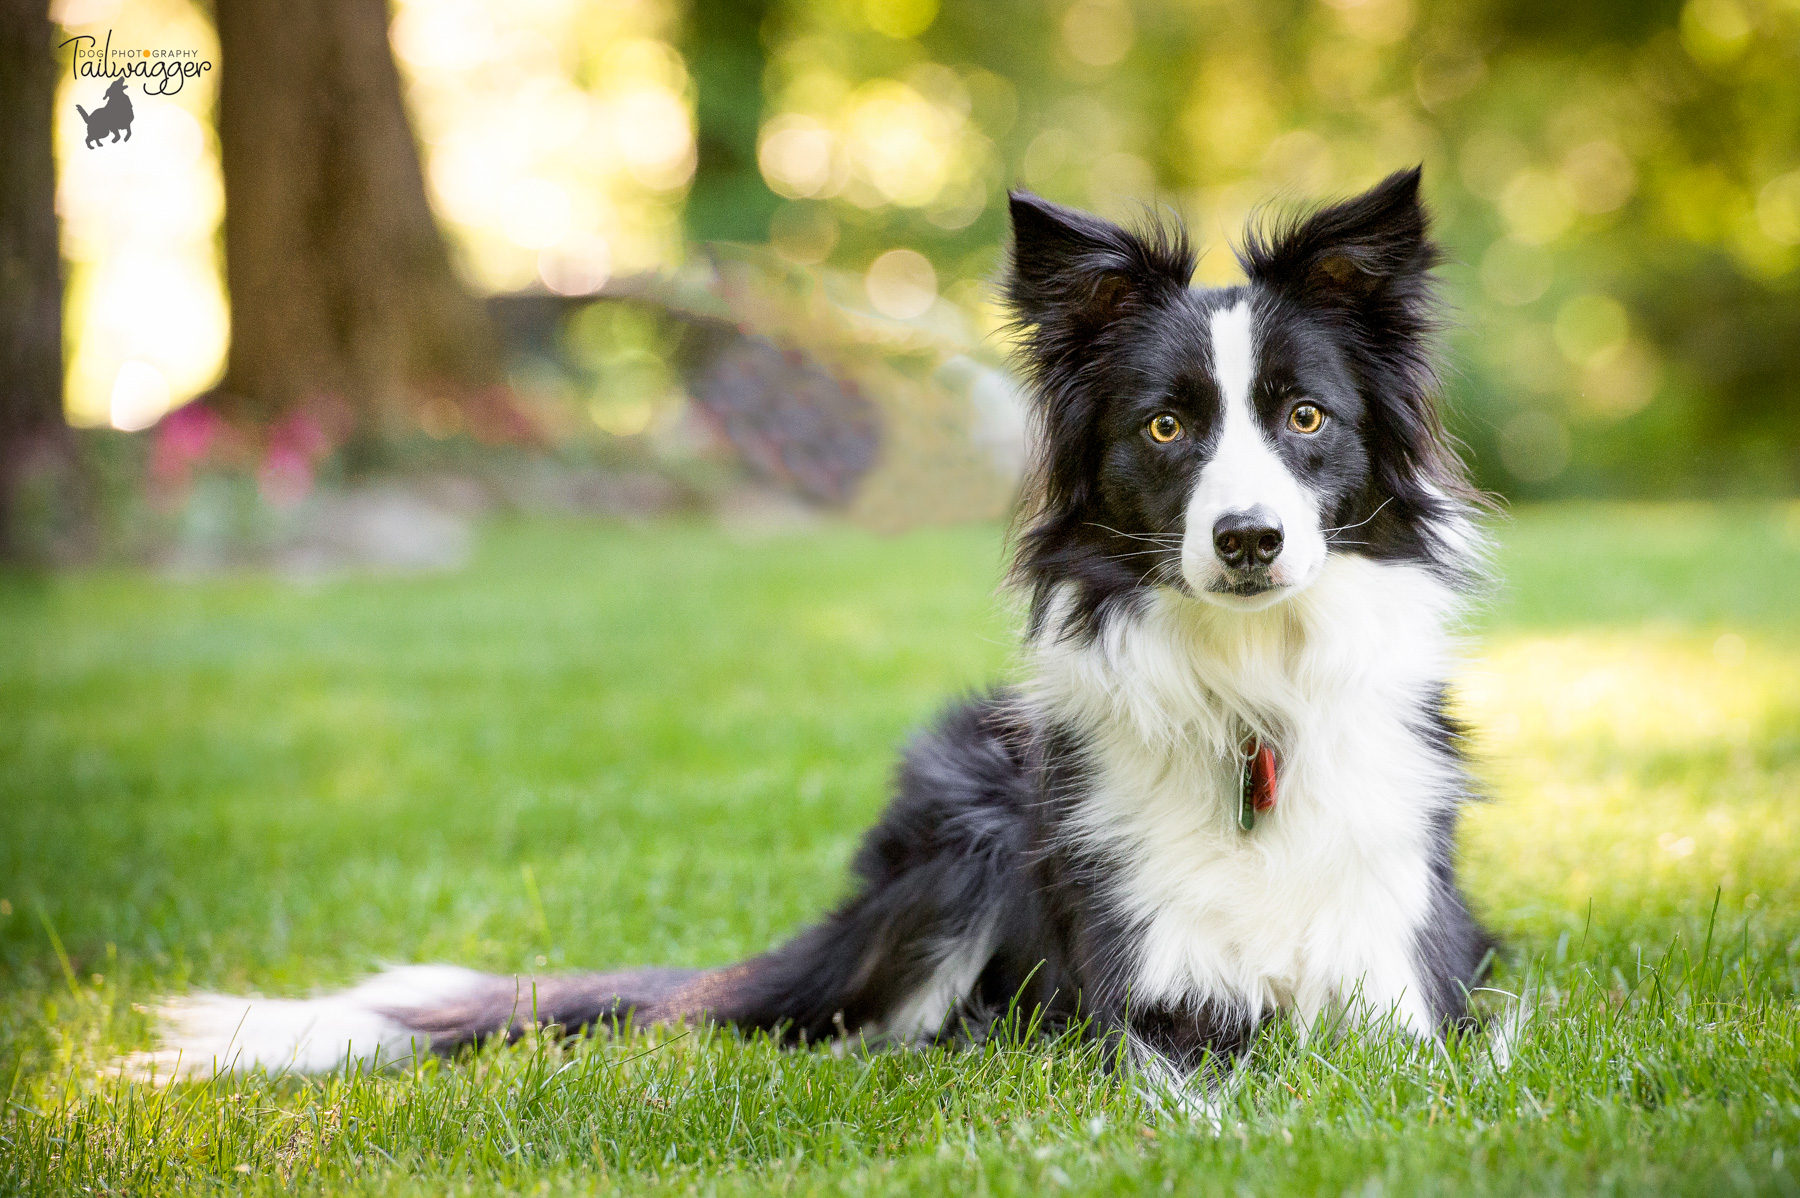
{"left": 1061, "top": 0, "right": 1135, "bottom": 68}
{"left": 108, "top": 360, "right": 171, "bottom": 432}
{"left": 537, "top": 235, "right": 613, "bottom": 296}
{"left": 843, "top": 80, "right": 959, "bottom": 208}
{"left": 759, "top": 116, "right": 839, "bottom": 200}
{"left": 864, "top": 249, "right": 938, "bottom": 320}
{"left": 396, "top": 4, "right": 695, "bottom": 290}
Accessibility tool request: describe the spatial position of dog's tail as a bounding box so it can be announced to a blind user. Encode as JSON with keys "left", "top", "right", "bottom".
{"left": 122, "top": 963, "right": 747, "bottom": 1081}
{"left": 121, "top": 913, "right": 978, "bottom": 1081}
{"left": 75, "top": 104, "right": 89, "bottom": 122}
{"left": 125, "top": 865, "right": 1020, "bottom": 1080}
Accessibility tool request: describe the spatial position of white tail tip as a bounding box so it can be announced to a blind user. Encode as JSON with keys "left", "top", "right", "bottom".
{"left": 121, "top": 965, "right": 490, "bottom": 1082}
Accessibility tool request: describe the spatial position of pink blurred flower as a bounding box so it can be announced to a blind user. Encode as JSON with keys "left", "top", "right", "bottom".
{"left": 149, "top": 401, "right": 224, "bottom": 490}
{"left": 258, "top": 411, "right": 332, "bottom": 507}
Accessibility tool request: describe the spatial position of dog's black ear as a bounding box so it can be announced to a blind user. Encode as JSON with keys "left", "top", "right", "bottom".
{"left": 1240, "top": 167, "right": 1436, "bottom": 316}
{"left": 1002, "top": 194, "right": 1195, "bottom": 634}
{"left": 1004, "top": 191, "right": 1193, "bottom": 338}
{"left": 1245, "top": 168, "right": 1477, "bottom": 558}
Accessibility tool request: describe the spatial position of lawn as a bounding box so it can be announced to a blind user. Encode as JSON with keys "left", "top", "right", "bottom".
{"left": 3, "top": 504, "right": 1799, "bottom": 1196}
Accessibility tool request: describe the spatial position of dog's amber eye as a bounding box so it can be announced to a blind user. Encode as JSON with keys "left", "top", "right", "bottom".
{"left": 1147, "top": 413, "right": 1183, "bottom": 443}
{"left": 1287, "top": 403, "right": 1324, "bottom": 434}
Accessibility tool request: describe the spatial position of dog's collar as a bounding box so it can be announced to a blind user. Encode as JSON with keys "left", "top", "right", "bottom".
{"left": 1236, "top": 732, "right": 1278, "bottom": 832}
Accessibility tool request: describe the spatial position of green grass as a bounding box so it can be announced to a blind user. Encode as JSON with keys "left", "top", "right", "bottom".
{"left": 4, "top": 503, "right": 1800, "bottom": 1196}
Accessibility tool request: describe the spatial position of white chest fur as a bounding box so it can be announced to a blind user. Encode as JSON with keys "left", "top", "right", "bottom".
{"left": 1027, "top": 556, "right": 1467, "bottom": 1036}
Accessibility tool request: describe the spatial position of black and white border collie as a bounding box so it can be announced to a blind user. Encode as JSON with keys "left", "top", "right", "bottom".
{"left": 138, "top": 167, "right": 1496, "bottom": 1089}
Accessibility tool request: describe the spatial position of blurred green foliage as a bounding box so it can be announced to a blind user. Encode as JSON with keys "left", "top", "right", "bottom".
{"left": 711, "top": 0, "right": 1800, "bottom": 497}
{"left": 685, "top": 0, "right": 783, "bottom": 243}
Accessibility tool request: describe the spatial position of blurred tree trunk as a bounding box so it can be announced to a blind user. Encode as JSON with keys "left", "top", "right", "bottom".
{"left": 683, "top": 0, "right": 779, "bottom": 245}
{"left": 0, "top": 0, "right": 80, "bottom": 562}
{"left": 212, "top": 0, "right": 498, "bottom": 454}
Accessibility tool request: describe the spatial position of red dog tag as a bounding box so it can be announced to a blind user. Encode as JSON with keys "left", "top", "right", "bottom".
{"left": 1237, "top": 738, "right": 1279, "bottom": 831}
{"left": 1251, "top": 744, "right": 1278, "bottom": 812}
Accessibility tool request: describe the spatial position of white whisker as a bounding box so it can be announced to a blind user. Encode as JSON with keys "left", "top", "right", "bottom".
{"left": 1322, "top": 497, "right": 1393, "bottom": 538}
{"left": 1087, "top": 522, "right": 1184, "bottom": 546}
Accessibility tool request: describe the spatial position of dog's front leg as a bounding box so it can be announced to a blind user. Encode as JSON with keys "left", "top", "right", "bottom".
{"left": 1102, "top": 1002, "right": 1258, "bottom": 1128}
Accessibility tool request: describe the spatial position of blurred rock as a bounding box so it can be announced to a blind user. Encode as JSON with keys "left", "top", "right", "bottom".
{"left": 155, "top": 479, "right": 473, "bottom": 579}
{"left": 493, "top": 464, "right": 690, "bottom": 517}
{"left": 273, "top": 486, "right": 473, "bottom": 580}
{"left": 713, "top": 482, "right": 824, "bottom": 539}
{"left": 406, "top": 473, "right": 497, "bottom": 517}
{"left": 688, "top": 335, "right": 882, "bottom": 506}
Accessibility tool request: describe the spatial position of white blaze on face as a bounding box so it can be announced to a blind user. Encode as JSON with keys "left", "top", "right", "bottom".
{"left": 1180, "top": 301, "right": 1327, "bottom": 608}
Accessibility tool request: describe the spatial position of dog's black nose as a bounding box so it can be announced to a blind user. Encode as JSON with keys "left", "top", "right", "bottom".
{"left": 1213, "top": 508, "right": 1284, "bottom": 569}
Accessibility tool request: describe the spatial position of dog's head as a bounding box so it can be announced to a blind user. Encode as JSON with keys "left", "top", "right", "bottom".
{"left": 1004, "top": 168, "right": 1479, "bottom": 636}
{"left": 105, "top": 78, "right": 128, "bottom": 100}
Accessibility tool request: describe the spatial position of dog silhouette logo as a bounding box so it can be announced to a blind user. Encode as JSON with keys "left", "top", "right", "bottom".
{"left": 76, "top": 77, "right": 133, "bottom": 148}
